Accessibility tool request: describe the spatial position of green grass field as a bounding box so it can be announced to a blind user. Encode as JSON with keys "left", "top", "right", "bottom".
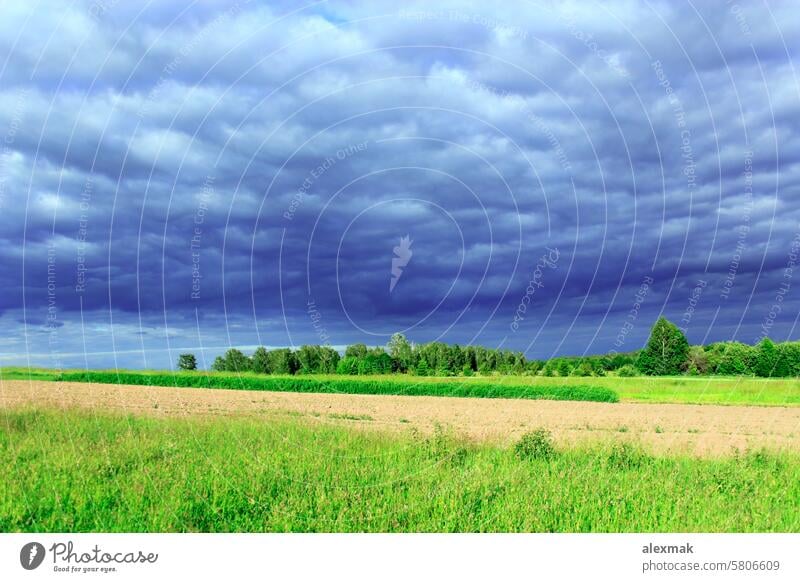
{"left": 0, "top": 366, "right": 62, "bottom": 381}
{"left": 3, "top": 367, "right": 800, "bottom": 406}
{"left": 51, "top": 370, "right": 618, "bottom": 402}
{"left": 318, "top": 373, "right": 800, "bottom": 406}
{"left": 1, "top": 408, "right": 797, "bottom": 532}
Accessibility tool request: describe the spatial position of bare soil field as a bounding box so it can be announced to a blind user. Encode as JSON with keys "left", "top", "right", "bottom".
{"left": 2, "top": 380, "right": 800, "bottom": 456}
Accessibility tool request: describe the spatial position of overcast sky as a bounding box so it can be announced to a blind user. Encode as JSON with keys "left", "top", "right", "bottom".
{"left": 1, "top": 0, "right": 798, "bottom": 369}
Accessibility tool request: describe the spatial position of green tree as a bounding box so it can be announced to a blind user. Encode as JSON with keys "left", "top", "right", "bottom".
{"left": 570, "top": 362, "right": 594, "bottom": 377}
{"left": 709, "top": 342, "right": 756, "bottom": 375}
{"left": 357, "top": 351, "right": 392, "bottom": 375}
{"left": 499, "top": 350, "right": 518, "bottom": 373}
{"left": 451, "top": 344, "right": 465, "bottom": 371}
{"left": 318, "top": 346, "right": 340, "bottom": 373}
{"left": 387, "top": 333, "right": 413, "bottom": 372}
{"left": 607, "top": 352, "right": 637, "bottom": 372}
{"left": 296, "top": 345, "right": 322, "bottom": 374}
{"left": 267, "top": 348, "right": 297, "bottom": 375}
{"left": 344, "top": 343, "right": 369, "bottom": 360}
{"left": 511, "top": 352, "right": 526, "bottom": 375}
{"left": 462, "top": 346, "right": 477, "bottom": 372}
{"left": 434, "top": 343, "right": 456, "bottom": 376}
{"left": 336, "top": 356, "right": 359, "bottom": 375}
{"left": 211, "top": 349, "right": 252, "bottom": 373}
{"left": 177, "top": 353, "right": 197, "bottom": 371}
{"left": 251, "top": 347, "right": 271, "bottom": 374}
{"left": 637, "top": 317, "right": 690, "bottom": 375}
{"left": 525, "top": 360, "right": 543, "bottom": 375}
{"left": 211, "top": 356, "right": 227, "bottom": 372}
{"left": 473, "top": 346, "right": 489, "bottom": 373}
{"left": 414, "top": 358, "right": 431, "bottom": 376}
{"left": 555, "top": 359, "right": 572, "bottom": 377}
{"left": 683, "top": 345, "right": 709, "bottom": 375}
{"left": 778, "top": 342, "right": 800, "bottom": 377}
{"left": 755, "top": 338, "right": 779, "bottom": 377}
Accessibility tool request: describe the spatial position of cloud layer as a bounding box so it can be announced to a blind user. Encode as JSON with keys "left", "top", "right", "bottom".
{"left": 1, "top": 0, "right": 798, "bottom": 368}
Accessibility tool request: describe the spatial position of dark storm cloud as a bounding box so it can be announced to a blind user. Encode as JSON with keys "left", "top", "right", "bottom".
{"left": 1, "top": 0, "right": 799, "bottom": 367}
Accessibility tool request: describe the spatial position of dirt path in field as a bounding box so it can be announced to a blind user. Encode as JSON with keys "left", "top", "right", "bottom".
{"left": 2, "top": 380, "right": 800, "bottom": 456}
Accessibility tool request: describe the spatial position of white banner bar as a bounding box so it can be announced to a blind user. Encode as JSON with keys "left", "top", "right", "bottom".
{"left": 0, "top": 534, "right": 797, "bottom": 582}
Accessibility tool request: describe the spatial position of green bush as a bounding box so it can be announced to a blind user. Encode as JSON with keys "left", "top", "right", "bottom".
{"left": 357, "top": 352, "right": 392, "bottom": 375}
{"left": 336, "top": 357, "right": 359, "bottom": 375}
{"left": 683, "top": 346, "right": 709, "bottom": 374}
{"left": 707, "top": 342, "right": 756, "bottom": 375}
{"left": 570, "top": 362, "right": 594, "bottom": 377}
{"left": 616, "top": 364, "right": 638, "bottom": 377}
{"left": 414, "top": 359, "right": 431, "bottom": 376}
{"left": 556, "top": 360, "right": 572, "bottom": 377}
{"left": 514, "top": 429, "right": 556, "bottom": 460}
{"left": 606, "top": 443, "right": 649, "bottom": 470}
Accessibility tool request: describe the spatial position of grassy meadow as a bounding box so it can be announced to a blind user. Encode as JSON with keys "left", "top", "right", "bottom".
{"left": 319, "top": 373, "right": 800, "bottom": 406}
{"left": 3, "top": 367, "right": 800, "bottom": 406}
{"left": 1, "top": 408, "right": 798, "bottom": 532}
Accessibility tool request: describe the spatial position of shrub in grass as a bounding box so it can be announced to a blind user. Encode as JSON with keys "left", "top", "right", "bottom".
{"left": 514, "top": 429, "right": 556, "bottom": 460}
{"left": 570, "top": 362, "right": 594, "bottom": 377}
{"left": 423, "top": 427, "right": 470, "bottom": 466}
{"left": 55, "top": 371, "right": 620, "bottom": 403}
{"left": 616, "top": 364, "right": 638, "bottom": 377}
{"left": 606, "top": 442, "right": 649, "bottom": 470}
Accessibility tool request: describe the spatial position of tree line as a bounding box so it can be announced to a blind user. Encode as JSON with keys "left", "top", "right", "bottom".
{"left": 176, "top": 318, "right": 800, "bottom": 377}
{"left": 633, "top": 317, "right": 800, "bottom": 378}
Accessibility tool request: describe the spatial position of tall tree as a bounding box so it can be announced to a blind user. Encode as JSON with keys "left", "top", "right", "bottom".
{"left": 318, "top": 346, "right": 340, "bottom": 373}
{"left": 336, "top": 356, "right": 359, "bottom": 375}
{"left": 387, "top": 333, "right": 413, "bottom": 372}
{"left": 344, "top": 343, "right": 369, "bottom": 359}
{"left": 267, "top": 348, "right": 297, "bottom": 375}
{"left": 296, "top": 345, "right": 322, "bottom": 374}
{"left": 212, "top": 348, "right": 252, "bottom": 373}
{"left": 177, "top": 353, "right": 197, "bottom": 371}
{"left": 755, "top": 338, "right": 779, "bottom": 377}
{"left": 637, "top": 317, "right": 689, "bottom": 375}
{"left": 251, "top": 347, "right": 271, "bottom": 374}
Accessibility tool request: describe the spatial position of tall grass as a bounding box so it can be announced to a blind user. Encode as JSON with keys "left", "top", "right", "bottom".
{"left": 1, "top": 409, "right": 797, "bottom": 532}
{"left": 54, "top": 371, "right": 619, "bottom": 403}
